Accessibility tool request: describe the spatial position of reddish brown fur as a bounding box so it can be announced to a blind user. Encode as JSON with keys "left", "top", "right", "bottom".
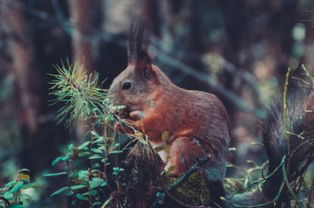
{"left": 109, "top": 63, "right": 230, "bottom": 181}
{"left": 169, "top": 137, "right": 207, "bottom": 175}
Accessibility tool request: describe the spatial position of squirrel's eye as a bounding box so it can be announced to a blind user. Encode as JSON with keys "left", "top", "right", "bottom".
{"left": 122, "top": 81, "right": 132, "bottom": 90}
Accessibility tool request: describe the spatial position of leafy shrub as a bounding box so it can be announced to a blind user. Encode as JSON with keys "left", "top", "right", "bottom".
{"left": 47, "top": 63, "right": 126, "bottom": 207}
{"left": 0, "top": 169, "right": 38, "bottom": 208}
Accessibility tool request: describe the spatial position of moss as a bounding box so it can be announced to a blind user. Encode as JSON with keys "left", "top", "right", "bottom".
{"left": 168, "top": 171, "right": 210, "bottom": 205}
{"left": 167, "top": 172, "right": 249, "bottom": 206}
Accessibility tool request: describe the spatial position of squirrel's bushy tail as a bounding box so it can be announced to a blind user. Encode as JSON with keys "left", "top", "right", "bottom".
{"left": 228, "top": 90, "right": 314, "bottom": 207}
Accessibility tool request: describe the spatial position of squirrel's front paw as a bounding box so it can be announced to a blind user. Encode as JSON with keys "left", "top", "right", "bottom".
{"left": 129, "top": 110, "right": 145, "bottom": 120}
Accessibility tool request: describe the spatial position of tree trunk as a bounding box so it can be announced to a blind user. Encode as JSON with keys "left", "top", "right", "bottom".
{"left": 2, "top": 0, "right": 42, "bottom": 134}
{"left": 68, "top": 0, "right": 94, "bottom": 74}
{"left": 68, "top": 0, "right": 95, "bottom": 137}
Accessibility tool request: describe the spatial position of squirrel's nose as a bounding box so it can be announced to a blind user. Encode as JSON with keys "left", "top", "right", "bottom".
{"left": 107, "top": 95, "right": 120, "bottom": 114}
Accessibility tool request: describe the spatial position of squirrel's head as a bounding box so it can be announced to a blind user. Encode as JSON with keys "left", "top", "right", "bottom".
{"left": 108, "top": 20, "right": 162, "bottom": 116}
{"left": 108, "top": 62, "right": 161, "bottom": 114}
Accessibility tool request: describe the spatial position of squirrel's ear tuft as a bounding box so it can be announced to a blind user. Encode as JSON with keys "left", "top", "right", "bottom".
{"left": 128, "top": 18, "right": 151, "bottom": 67}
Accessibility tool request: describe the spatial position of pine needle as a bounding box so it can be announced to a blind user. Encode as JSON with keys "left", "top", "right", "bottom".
{"left": 49, "top": 61, "right": 117, "bottom": 128}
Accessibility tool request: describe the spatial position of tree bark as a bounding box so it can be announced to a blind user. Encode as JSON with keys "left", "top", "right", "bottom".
{"left": 68, "top": 0, "right": 94, "bottom": 74}
{"left": 68, "top": 0, "right": 95, "bottom": 137}
{"left": 2, "top": 0, "right": 42, "bottom": 134}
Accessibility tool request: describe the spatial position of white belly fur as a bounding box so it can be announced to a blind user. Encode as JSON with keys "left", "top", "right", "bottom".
{"left": 149, "top": 141, "right": 169, "bottom": 164}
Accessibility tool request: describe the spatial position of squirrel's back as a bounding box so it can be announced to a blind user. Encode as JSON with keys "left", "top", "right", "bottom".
{"left": 142, "top": 80, "right": 230, "bottom": 143}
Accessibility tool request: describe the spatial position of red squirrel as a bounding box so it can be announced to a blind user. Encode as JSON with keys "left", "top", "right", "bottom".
{"left": 108, "top": 21, "right": 314, "bottom": 207}
{"left": 108, "top": 21, "right": 230, "bottom": 202}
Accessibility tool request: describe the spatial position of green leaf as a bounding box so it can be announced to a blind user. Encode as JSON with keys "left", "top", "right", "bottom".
{"left": 3, "top": 192, "right": 14, "bottom": 200}
{"left": 91, "top": 130, "right": 98, "bottom": 136}
{"left": 78, "top": 141, "right": 91, "bottom": 150}
{"left": 43, "top": 172, "right": 67, "bottom": 177}
{"left": 10, "top": 181, "right": 24, "bottom": 193}
{"left": 76, "top": 193, "right": 89, "bottom": 201}
{"left": 89, "top": 155, "right": 103, "bottom": 160}
{"left": 89, "top": 178, "right": 106, "bottom": 189}
{"left": 96, "top": 145, "right": 105, "bottom": 150}
{"left": 92, "top": 163, "right": 101, "bottom": 168}
{"left": 50, "top": 187, "right": 70, "bottom": 197}
{"left": 112, "top": 167, "right": 124, "bottom": 176}
{"left": 91, "top": 148, "right": 103, "bottom": 154}
{"left": 90, "top": 189, "right": 98, "bottom": 197}
{"left": 51, "top": 156, "right": 68, "bottom": 166}
{"left": 92, "top": 137, "right": 104, "bottom": 144}
{"left": 5, "top": 180, "right": 16, "bottom": 189}
{"left": 70, "top": 184, "right": 87, "bottom": 190}
{"left": 92, "top": 201, "right": 102, "bottom": 206}
{"left": 77, "top": 170, "right": 89, "bottom": 181}
{"left": 11, "top": 205, "right": 23, "bottom": 208}
{"left": 109, "top": 150, "right": 123, "bottom": 154}
{"left": 105, "top": 115, "right": 115, "bottom": 121}
{"left": 78, "top": 152, "right": 91, "bottom": 157}
{"left": 67, "top": 144, "right": 74, "bottom": 151}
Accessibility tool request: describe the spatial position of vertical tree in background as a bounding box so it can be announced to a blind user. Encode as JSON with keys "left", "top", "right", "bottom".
{"left": 2, "top": 0, "right": 42, "bottom": 134}
{"left": 68, "top": 0, "right": 94, "bottom": 75}
{"left": 68, "top": 0, "right": 95, "bottom": 137}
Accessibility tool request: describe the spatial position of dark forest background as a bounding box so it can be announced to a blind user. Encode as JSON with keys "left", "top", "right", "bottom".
{"left": 0, "top": 0, "right": 314, "bottom": 207}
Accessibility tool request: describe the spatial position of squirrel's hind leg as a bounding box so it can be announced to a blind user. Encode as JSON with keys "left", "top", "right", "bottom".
{"left": 167, "top": 137, "right": 226, "bottom": 207}
{"left": 167, "top": 137, "right": 207, "bottom": 176}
